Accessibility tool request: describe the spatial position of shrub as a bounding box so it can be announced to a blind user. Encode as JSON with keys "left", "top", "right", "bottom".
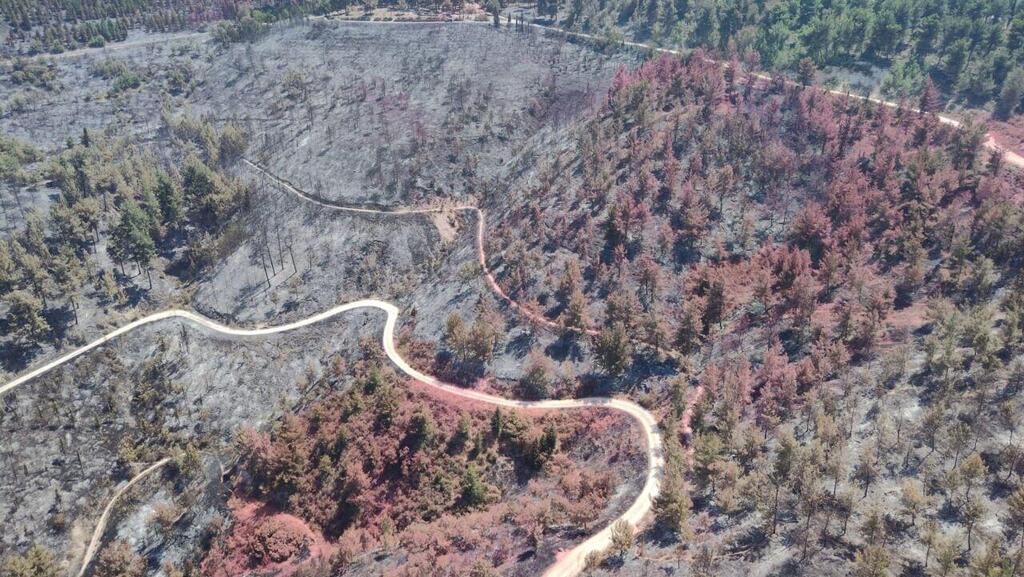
{"left": 1, "top": 544, "right": 59, "bottom": 577}
{"left": 112, "top": 72, "right": 142, "bottom": 93}
{"left": 149, "top": 502, "right": 182, "bottom": 531}
{"left": 95, "top": 541, "right": 144, "bottom": 577}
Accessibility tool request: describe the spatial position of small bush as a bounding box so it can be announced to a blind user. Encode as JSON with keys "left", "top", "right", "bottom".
{"left": 149, "top": 502, "right": 182, "bottom": 531}
{"left": 95, "top": 541, "right": 144, "bottom": 577}
{"left": 112, "top": 71, "right": 143, "bottom": 93}
{"left": 91, "top": 58, "right": 130, "bottom": 80}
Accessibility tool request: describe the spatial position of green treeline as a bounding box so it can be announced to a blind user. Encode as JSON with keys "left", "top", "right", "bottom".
{"left": 563, "top": 0, "right": 1024, "bottom": 116}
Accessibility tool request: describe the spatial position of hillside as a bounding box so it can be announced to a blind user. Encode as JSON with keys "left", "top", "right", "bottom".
{"left": 485, "top": 52, "right": 1024, "bottom": 575}
{"left": 1, "top": 14, "right": 1023, "bottom": 577}
{"left": 542, "top": 0, "right": 1024, "bottom": 121}
{"left": 0, "top": 20, "right": 647, "bottom": 577}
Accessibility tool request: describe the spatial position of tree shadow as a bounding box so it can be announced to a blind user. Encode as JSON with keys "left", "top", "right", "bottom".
{"left": 728, "top": 526, "right": 770, "bottom": 560}
{"left": 544, "top": 333, "right": 584, "bottom": 362}
{"left": 505, "top": 330, "right": 535, "bottom": 357}
{"left": 0, "top": 337, "right": 39, "bottom": 374}
{"left": 44, "top": 305, "right": 75, "bottom": 339}
{"left": 432, "top": 350, "right": 486, "bottom": 387}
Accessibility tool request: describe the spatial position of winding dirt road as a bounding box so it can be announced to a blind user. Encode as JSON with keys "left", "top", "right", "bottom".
{"left": 2, "top": 158, "right": 681, "bottom": 577}
{"left": 3, "top": 17, "right": 1016, "bottom": 577}
{"left": 243, "top": 159, "right": 580, "bottom": 336}
{"left": 0, "top": 300, "right": 663, "bottom": 577}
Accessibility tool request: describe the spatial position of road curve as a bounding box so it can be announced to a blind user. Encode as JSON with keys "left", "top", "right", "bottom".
{"left": 243, "top": 159, "right": 581, "bottom": 335}
{"left": 244, "top": 159, "right": 687, "bottom": 360}
{"left": 0, "top": 300, "right": 663, "bottom": 577}
{"left": 74, "top": 458, "right": 171, "bottom": 577}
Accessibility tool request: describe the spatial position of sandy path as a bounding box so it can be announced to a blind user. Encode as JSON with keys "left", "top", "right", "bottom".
{"left": 1, "top": 143, "right": 693, "bottom": 577}
{"left": 0, "top": 298, "right": 664, "bottom": 577}
{"left": 4, "top": 16, "right": 1018, "bottom": 577}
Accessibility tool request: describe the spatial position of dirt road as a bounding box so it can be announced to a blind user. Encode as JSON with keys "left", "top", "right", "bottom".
{"left": 74, "top": 458, "right": 171, "bottom": 577}
{"left": 0, "top": 299, "right": 664, "bottom": 577}
{"left": 315, "top": 16, "right": 1024, "bottom": 170}
{"left": 519, "top": 20, "right": 1024, "bottom": 170}
{"left": 17, "top": 16, "right": 1023, "bottom": 169}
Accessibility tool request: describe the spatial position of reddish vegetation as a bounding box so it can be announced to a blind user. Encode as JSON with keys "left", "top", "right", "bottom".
{"left": 197, "top": 47, "right": 1024, "bottom": 577}
{"left": 202, "top": 358, "right": 643, "bottom": 575}
{"left": 203, "top": 500, "right": 333, "bottom": 577}
{"left": 491, "top": 50, "right": 1023, "bottom": 391}
{"left": 481, "top": 49, "right": 1024, "bottom": 576}
{"left": 986, "top": 114, "right": 1024, "bottom": 157}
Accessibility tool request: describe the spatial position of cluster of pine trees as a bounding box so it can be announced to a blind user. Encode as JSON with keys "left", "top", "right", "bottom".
{"left": 488, "top": 47, "right": 1024, "bottom": 575}
{"left": 559, "top": 0, "right": 1024, "bottom": 117}
{"left": 1, "top": 120, "right": 247, "bottom": 351}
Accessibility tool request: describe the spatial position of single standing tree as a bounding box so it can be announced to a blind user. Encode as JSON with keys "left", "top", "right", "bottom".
{"left": 557, "top": 257, "right": 582, "bottom": 303}
{"left": 653, "top": 458, "right": 693, "bottom": 539}
{"left": 900, "top": 479, "right": 928, "bottom": 526}
{"left": 560, "top": 286, "right": 588, "bottom": 332}
{"left": 853, "top": 544, "right": 891, "bottom": 577}
{"left": 797, "top": 57, "right": 817, "bottom": 86}
{"left": 111, "top": 200, "right": 156, "bottom": 286}
{"left": 935, "top": 535, "right": 959, "bottom": 577}
{"left": 460, "top": 465, "right": 489, "bottom": 509}
{"left": 855, "top": 445, "right": 878, "bottom": 497}
{"left": 489, "top": 0, "right": 500, "bottom": 27}
{"left": 519, "top": 349, "right": 554, "bottom": 400}
{"left": 595, "top": 321, "right": 632, "bottom": 376}
{"left": 961, "top": 495, "right": 985, "bottom": 551}
{"left": 609, "top": 520, "right": 635, "bottom": 559}
{"left": 919, "top": 78, "right": 941, "bottom": 114}
{"left": 52, "top": 246, "right": 85, "bottom": 324}
{"left": 94, "top": 540, "right": 144, "bottom": 577}
{"left": 12, "top": 241, "right": 51, "bottom": 305}
{"left": 218, "top": 123, "right": 249, "bottom": 165}
{"left": 155, "top": 171, "right": 183, "bottom": 228}
{"left": 674, "top": 295, "right": 706, "bottom": 354}
{"left": 0, "top": 241, "right": 15, "bottom": 294}
{"left": 958, "top": 453, "right": 987, "bottom": 501}
{"left": 995, "top": 67, "right": 1024, "bottom": 120}
{"left": 766, "top": 432, "right": 798, "bottom": 534}
{"left": 1, "top": 544, "right": 60, "bottom": 577}
{"left": 5, "top": 290, "right": 50, "bottom": 343}
{"left": 921, "top": 518, "right": 939, "bottom": 568}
